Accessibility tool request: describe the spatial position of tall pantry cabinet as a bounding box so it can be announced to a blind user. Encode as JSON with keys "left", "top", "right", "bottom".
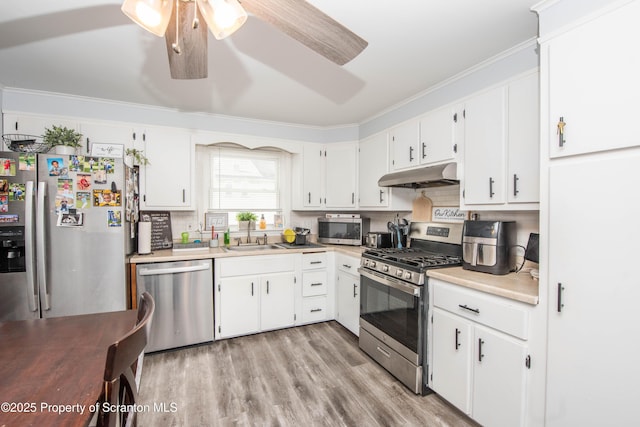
{"left": 534, "top": 1, "right": 640, "bottom": 425}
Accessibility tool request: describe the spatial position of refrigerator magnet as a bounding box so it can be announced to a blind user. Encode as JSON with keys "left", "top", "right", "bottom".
{"left": 0, "top": 214, "right": 19, "bottom": 223}
{"left": 57, "top": 213, "right": 83, "bottom": 227}
{"left": 1, "top": 158, "right": 16, "bottom": 176}
{"left": 9, "top": 183, "right": 25, "bottom": 201}
{"left": 107, "top": 210, "right": 122, "bottom": 227}
{"left": 76, "top": 192, "right": 91, "bottom": 209}
{"left": 18, "top": 154, "right": 35, "bottom": 171}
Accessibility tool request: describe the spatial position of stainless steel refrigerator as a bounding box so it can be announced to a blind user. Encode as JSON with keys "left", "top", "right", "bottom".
{"left": 0, "top": 151, "right": 139, "bottom": 321}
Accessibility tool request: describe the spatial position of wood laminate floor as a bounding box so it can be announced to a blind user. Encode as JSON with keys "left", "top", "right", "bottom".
{"left": 138, "top": 321, "right": 477, "bottom": 427}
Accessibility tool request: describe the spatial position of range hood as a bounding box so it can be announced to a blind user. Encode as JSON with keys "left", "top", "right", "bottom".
{"left": 378, "top": 163, "right": 459, "bottom": 189}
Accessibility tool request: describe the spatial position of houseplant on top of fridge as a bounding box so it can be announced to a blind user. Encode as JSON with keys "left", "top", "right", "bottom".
{"left": 43, "top": 125, "right": 82, "bottom": 155}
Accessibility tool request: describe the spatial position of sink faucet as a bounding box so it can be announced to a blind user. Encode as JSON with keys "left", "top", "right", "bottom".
{"left": 235, "top": 237, "right": 241, "bottom": 246}
{"left": 247, "top": 227, "right": 252, "bottom": 244}
{"left": 261, "top": 234, "right": 268, "bottom": 245}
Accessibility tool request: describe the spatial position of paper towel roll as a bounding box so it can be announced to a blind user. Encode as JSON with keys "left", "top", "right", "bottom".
{"left": 138, "top": 221, "right": 152, "bottom": 254}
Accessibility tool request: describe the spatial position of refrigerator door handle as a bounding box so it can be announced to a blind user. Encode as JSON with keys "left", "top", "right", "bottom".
{"left": 36, "top": 181, "right": 51, "bottom": 311}
{"left": 24, "top": 181, "right": 38, "bottom": 312}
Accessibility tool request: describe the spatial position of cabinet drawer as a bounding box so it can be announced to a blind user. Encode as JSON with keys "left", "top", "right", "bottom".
{"left": 302, "top": 271, "right": 328, "bottom": 297}
{"left": 432, "top": 280, "right": 529, "bottom": 340}
{"left": 337, "top": 254, "right": 360, "bottom": 275}
{"left": 301, "top": 296, "right": 328, "bottom": 322}
{"left": 302, "top": 252, "right": 327, "bottom": 270}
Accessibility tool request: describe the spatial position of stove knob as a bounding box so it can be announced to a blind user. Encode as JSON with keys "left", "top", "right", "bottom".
{"left": 405, "top": 272, "right": 412, "bottom": 280}
{"left": 382, "top": 265, "right": 389, "bottom": 272}
{"left": 396, "top": 269, "right": 403, "bottom": 277}
{"left": 370, "top": 261, "right": 376, "bottom": 269}
{"left": 364, "top": 259, "right": 370, "bottom": 267}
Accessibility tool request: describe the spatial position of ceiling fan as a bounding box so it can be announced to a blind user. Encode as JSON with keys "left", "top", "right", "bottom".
{"left": 121, "top": 0, "right": 368, "bottom": 79}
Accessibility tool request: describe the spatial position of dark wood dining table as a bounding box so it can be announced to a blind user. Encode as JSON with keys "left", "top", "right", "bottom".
{"left": 0, "top": 310, "right": 137, "bottom": 427}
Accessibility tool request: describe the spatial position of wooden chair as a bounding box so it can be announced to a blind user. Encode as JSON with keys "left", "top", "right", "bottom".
{"left": 96, "top": 292, "right": 155, "bottom": 427}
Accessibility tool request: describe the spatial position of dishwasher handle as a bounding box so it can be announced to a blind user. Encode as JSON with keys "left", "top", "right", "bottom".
{"left": 138, "top": 264, "right": 210, "bottom": 276}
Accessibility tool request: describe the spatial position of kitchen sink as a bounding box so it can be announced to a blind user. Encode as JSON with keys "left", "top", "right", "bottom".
{"left": 222, "top": 244, "right": 282, "bottom": 252}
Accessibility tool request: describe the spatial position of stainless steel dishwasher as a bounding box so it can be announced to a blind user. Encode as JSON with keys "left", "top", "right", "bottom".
{"left": 136, "top": 259, "right": 214, "bottom": 352}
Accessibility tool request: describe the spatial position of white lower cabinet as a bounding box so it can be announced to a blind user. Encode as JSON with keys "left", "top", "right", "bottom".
{"left": 215, "top": 254, "right": 297, "bottom": 339}
{"left": 335, "top": 253, "right": 360, "bottom": 336}
{"left": 430, "top": 279, "right": 530, "bottom": 427}
{"left": 298, "top": 252, "right": 331, "bottom": 324}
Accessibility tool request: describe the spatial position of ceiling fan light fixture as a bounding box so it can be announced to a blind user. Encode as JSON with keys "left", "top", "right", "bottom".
{"left": 197, "top": 0, "right": 247, "bottom": 40}
{"left": 121, "top": 0, "right": 174, "bottom": 36}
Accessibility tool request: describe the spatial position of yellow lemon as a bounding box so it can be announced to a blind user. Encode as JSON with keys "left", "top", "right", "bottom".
{"left": 283, "top": 228, "right": 296, "bottom": 243}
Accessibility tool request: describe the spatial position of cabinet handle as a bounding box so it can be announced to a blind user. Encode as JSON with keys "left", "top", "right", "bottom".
{"left": 310, "top": 308, "right": 322, "bottom": 313}
{"left": 455, "top": 328, "right": 461, "bottom": 350}
{"left": 352, "top": 193, "right": 355, "bottom": 204}
{"left": 343, "top": 264, "right": 352, "bottom": 269}
{"left": 86, "top": 137, "right": 90, "bottom": 153}
{"left": 478, "top": 338, "right": 485, "bottom": 362}
{"left": 422, "top": 142, "right": 427, "bottom": 159}
{"left": 557, "top": 116, "right": 566, "bottom": 147}
{"left": 489, "top": 177, "right": 495, "bottom": 198}
{"left": 409, "top": 146, "right": 414, "bottom": 162}
{"left": 182, "top": 189, "right": 186, "bottom": 203}
{"left": 310, "top": 261, "right": 322, "bottom": 265}
{"left": 379, "top": 189, "right": 384, "bottom": 204}
{"left": 353, "top": 283, "right": 358, "bottom": 298}
{"left": 310, "top": 282, "right": 323, "bottom": 287}
{"left": 458, "top": 304, "right": 480, "bottom": 314}
{"left": 266, "top": 280, "right": 270, "bottom": 294}
{"left": 557, "top": 282, "right": 565, "bottom": 313}
{"left": 376, "top": 346, "right": 391, "bottom": 358}
{"left": 251, "top": 282, "right": 254, "bottom": 296}
{"left": 14, "top": 121, "right": 18, "bottom": 131}
{"left": 513, "top": 174, "right": 519, "bottom": 197}
{"left": 308, "top": 192, "right": 311, "bottom": 204}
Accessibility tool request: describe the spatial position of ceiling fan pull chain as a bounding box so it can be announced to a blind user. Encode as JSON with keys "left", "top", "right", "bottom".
{"left": 192, "top": 0, "right": 200, "bottom": 29}
{"left": 172, "top": 0, "right": 182, "bottom": 54}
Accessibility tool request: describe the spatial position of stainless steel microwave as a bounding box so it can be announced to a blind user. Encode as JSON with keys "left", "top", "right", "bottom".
{"left": 317, "top": 217, "right": 370, "bottom": 246}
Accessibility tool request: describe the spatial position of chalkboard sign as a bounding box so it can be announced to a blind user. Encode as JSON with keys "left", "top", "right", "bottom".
{"left": 140, "top": 211, "right": 173, "bottom": 250}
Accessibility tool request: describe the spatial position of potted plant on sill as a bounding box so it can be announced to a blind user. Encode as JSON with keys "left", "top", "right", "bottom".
{"left": 236, "top": 212, "right": 257, "bottom": 230}
{"left": 43, "top": 125, "right": 82, "bottom": 155}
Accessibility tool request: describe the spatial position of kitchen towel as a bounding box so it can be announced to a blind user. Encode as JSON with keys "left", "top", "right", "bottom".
{"left": 138, "top": 221, "right": 152, "bottom": 254}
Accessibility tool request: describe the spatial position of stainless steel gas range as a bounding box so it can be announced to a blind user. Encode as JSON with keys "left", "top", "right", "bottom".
{"left": 358, "top": 221, "right": 463, "bottom": 394}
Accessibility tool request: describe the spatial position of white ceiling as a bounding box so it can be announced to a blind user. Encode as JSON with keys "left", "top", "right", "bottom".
{"left": 0, "top": 1, "right": 539, "bottom": 127}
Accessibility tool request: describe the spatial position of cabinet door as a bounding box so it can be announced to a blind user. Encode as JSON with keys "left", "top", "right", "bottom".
{"left": 507, "top": 73, "right": 539, "bottom": 203}
{"left": 390, "top": 119, "right": 420, "bottom": 170}
{"left": 430, "top": 308, "right": 472, "bottom": 414}
{"left": 336, "top": 271, "right": 359, "bottom": 336}
{"left": 419, "top": 106, "right": 455, "bottom": 165}
{"left": 261, "top": 272, "right": 295, "bottom": 331}
{"left": 3, "top": 114, "right": 78, "bottom": 152}
{"left": 141, "top": 126, "right": 192, "bottom": 209}
{"left": 79, "top": 121, "right": 134, "bottom": 157}
{"left": 463, "top": 86, "right": 507, "bottom": 205}
{"left": 302, "top": 144, "right": 323, "bottom": 207}
{"left": 546, "top": 152, "right": 640, "bottom": 426}
{"left": 217, "top": 276, "right": 259, "bottom": 338}
{"left": 548, "top": 1, "right": 640, "bottom": 158}
{"left": 325, "top": 143, "right": 357, "bottom": 208}
{"left": 358, "top": 133, "right": 389, "bottom": 208}
{"left": 473, "top": 325, "right": 527, "bottom": 427}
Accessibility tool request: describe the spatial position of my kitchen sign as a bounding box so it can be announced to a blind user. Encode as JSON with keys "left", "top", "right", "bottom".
{"left": 432, "top": 207, "right": 467, "bottom": 222}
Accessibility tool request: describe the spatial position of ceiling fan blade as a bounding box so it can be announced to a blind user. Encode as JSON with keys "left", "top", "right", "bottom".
{"left": 164, "top": 0, "right": 208, "bottom": 79}
{"left": 240, "top": 0, "right": 368, "bottom": 65}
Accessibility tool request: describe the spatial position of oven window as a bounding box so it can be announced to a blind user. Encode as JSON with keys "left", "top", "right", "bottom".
{"left": 360, "top": 273, "right": 422, "bottom": 353}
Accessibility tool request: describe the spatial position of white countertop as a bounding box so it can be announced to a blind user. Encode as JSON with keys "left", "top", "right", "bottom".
{"left": 129, "top": 243, "right": 366, "bottom": 264}
{"left": 427, "top": 266, "right": 539, "bottom": 305}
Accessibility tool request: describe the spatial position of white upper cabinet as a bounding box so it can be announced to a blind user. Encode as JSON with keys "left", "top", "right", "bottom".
{"left": 507, "top": 72, "right": 540, "bottom": 204}
{"left": 79, "top": 121, "right": 135, "bottom": 157}
{"left": 325, "top": 143, "right": 357, "bottom": 208}
{"left": 359, "top": 133, "right": 389, "bottom": 208}
{"left": 301, "top": 143, "right": 324, "bottom": 208}
{"left": 463, "top": 86, "right": 508, "bottom": 205}
{"left": 389, "top": 119, "right": 420, "bottom": 170}
{"left": 140, "top": 126, "right": 193, "bottom": 210}
{"left": 461, "top": 72, "right": 539, "bottom": 209}
{"left": 2, "top": 113, "right": 78, "bottom": 152}
{"left": 419, "top": 106, "right": 457, "bottom": 165}
{"left": 548, "top": 1, "right": 640, "bottom": 158}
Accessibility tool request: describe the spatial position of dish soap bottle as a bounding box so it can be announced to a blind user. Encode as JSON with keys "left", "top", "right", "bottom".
{"left": 259, "top": 214, "right": 267, "bottom": 230}
{"left": 223, "top": 228, "right": 230, "bottom": 247}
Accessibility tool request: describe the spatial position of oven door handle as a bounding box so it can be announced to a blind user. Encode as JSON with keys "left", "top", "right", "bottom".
{"left": 358, "top": 268, "right": 421, "bottom": 297}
